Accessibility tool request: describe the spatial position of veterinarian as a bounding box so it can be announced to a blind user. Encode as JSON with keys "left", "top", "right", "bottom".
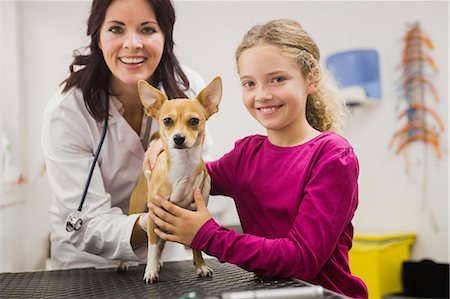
{"left": 41, "top": 0, "right": 210, "bottom": 269}
{"left": 146, "top": 19, "right": 368, "bottom": 298}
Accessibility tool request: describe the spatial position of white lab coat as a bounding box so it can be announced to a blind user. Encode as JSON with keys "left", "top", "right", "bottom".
{"left": 42, "top": 66, "right": 207, "bottom": 269}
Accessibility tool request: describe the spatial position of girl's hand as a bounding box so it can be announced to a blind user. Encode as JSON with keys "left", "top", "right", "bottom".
{"left": 143, "top": 138, "right": 164, "bottom": 171}
{"left": 148, "top": 188, "right": 212, "bottom": 247}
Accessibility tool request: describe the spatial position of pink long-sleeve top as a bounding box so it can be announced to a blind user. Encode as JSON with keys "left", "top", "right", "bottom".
{"left": 191, "top": 132, "right": 368, "bottom": 298}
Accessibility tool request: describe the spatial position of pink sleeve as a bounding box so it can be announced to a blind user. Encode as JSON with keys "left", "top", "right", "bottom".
{"left": 191, "top": 218, "right": 305, "bottom": 278}
{"left": 191, "top": 148, "right": 359, "bottom": 280}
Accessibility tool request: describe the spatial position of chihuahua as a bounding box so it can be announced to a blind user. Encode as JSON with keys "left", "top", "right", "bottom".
{"left": 128, "top": 77, "right": 222, "bottom": 283}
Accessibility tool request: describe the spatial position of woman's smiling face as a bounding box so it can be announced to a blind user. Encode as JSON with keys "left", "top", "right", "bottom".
{"left": 99, "top": 0, "right": 165, "bottom": 89}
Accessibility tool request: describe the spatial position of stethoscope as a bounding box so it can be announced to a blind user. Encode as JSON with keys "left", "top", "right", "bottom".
{"left": 65, "top": 94, "right": 109, "bottom": 232}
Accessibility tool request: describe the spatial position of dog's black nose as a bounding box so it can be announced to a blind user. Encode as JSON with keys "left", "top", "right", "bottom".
{"left": 173, "top": 134, "right": 185, "bottom": 146}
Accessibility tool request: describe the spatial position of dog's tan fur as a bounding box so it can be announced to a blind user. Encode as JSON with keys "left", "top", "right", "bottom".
{"left": 129, "top": 77, "right": 222, "bottom": 283}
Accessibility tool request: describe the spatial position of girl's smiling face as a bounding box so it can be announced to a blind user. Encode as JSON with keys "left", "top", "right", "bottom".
{"left": 238, "top": 44, "right": 316, "bottom": 138}
{"left": 99, "top": 0, "right": 165, "bottom": 91}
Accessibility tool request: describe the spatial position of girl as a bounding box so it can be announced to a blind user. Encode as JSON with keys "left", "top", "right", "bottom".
{"left": 147, "top": 19, "right": 368, "bottom": 298}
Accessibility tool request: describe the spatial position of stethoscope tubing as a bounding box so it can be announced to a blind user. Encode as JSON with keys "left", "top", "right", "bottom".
{"left": 65, "top": 94, "right": 109, "bottom": 232}
{"left": 77, "top": 96, "right": 109, "bottom": 212}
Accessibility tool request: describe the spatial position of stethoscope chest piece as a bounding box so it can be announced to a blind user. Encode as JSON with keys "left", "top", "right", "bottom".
{"left": 66, "top": 211, "right": 83, "bottom": 232}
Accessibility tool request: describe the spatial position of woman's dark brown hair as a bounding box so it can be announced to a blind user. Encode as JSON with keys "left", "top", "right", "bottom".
{"left": 62, "top": 0, "right": 189, "bottom": 121}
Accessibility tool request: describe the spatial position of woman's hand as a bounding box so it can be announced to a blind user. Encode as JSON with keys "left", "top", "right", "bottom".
{"left": 143, "top": 138, "right": 164, "bottom": 171}
{"left": 148, "top": 188, "right": 212, "bottom": 247}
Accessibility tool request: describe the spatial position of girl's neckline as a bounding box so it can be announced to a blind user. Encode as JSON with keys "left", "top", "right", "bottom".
{"left": 264, "top": 131, "right": 333, "bottom": 150}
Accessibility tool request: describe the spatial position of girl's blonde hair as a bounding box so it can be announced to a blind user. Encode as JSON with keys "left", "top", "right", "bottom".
{"left": 236, "top": 19, "right": 346, "bottom": 132}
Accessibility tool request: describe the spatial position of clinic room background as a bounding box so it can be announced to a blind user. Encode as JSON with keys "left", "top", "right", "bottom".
{"left": 1, "top": 0, "right": 448, "bottom": 276}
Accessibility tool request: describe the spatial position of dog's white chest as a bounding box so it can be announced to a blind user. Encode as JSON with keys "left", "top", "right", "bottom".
{"left": 167, "top": 147, "right": 202, "bottom": 207}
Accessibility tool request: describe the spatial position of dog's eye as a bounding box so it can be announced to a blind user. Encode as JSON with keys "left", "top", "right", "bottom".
{"left": 163, "top": 118, "right": 173, "bottom": 126}
{"left": 188, "top": 118, "right": 199, "bottom": 126}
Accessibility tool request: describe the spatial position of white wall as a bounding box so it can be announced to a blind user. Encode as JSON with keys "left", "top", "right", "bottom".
{"left": 1, "top": 1, "right": 448, "bottom": 272}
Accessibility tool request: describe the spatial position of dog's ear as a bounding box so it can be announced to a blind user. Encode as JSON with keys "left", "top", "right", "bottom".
{"left": 197, "top": 76, "right": 222, "bottom": 119}
{"left": 138, "top": 80, "right": 167, "bottom": 119}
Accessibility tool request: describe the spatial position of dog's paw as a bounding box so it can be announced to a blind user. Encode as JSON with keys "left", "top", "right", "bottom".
{"left": 196, "top": 264, "right": 214, "bottom": 277}
{"left": 143, "top": 271, "right": 159, "bottom": 283}
{"left": 116, "top": 261, "right": 130, "bottom": 272}
{"left": 143, "top": 262, "right": 161, "bottom": 283}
